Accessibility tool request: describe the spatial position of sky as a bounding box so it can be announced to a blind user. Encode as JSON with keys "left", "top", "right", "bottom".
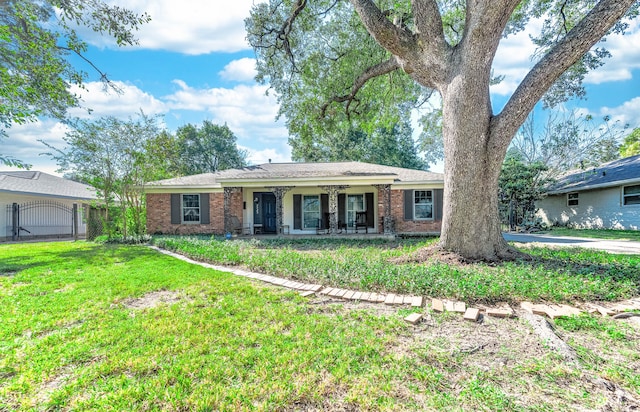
{"left": 3, "top": 1, "right": 640, "bottom": 176}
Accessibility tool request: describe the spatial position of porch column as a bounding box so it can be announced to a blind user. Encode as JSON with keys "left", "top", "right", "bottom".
{"left": 223, "top": 187, "right": 241, "bottom": 234}
{"left": 373, "top": 184, "right": 393, "bottom": 234}
{"left": 266, "top": 186, "right": 294, "bottom": 234}
{"left": 319, "top": 185, "right": 349, "bottom": 235}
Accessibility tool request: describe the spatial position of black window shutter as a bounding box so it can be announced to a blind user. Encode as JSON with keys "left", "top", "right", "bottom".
{"left": 321, "top": 194, "right": 329, "bottom": 229}
{"left": 365, "top": 192, "right": 374, "bottom": 227}
{"left": 171, "top": 194, "right": 181, "bottom": 224}
{"left": 403, "top": 190, "right": 413, "bottom": 220}
{"left": 200, "top": 193, "right": 210, "bottom": 224}
{"left": 434, "top": 189, "right": 443, "bottom": 221}
{"left": 338, "top": 194, "right": 346, "bottom": 224}
{"left": 293, "top": 194, "right": 301, "bottom": 230}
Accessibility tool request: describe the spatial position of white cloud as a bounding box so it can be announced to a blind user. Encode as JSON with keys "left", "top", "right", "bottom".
{"left": 243, "top": 147, "right": 292, "bottom": 165}
{"left": 80, "top": 0, "right": 257, "bottom": 54}
{"left": 585, "top": 21, "right": 640, "bottom": 85}
{"left": 69, "top": 81, "right": 167, "bottom": 119}
{"left": 219, "top": 58, "right": 258, "bottom": 82}
{"left": 164, "top": 80, "right": 289, "bottom": 145}
{"left": 2, "top": 120, "right": 71, "bottom": 175}
{"left": 596, "top": 96, "right": 640, "bottom": 129}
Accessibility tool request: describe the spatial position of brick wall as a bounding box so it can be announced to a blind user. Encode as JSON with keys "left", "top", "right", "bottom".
{"left": 146, "top": 192, "right": 234, "bottom": 235}
{"left": 389, "top": 189, "right": 442, "bottom": 234}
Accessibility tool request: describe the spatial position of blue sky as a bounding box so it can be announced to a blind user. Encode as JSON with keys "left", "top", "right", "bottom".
{"left": 3, "top": 1, "right": 640, "bottom": 176}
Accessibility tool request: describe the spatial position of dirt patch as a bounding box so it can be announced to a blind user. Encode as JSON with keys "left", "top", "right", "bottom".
{"left": 121, "top": 290, "right": 182, "bottom": 309}
{"left": 389, "top": 243, "right": 529, "bottom": 265}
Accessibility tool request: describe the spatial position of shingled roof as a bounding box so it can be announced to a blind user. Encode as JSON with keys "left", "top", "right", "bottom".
{"left": 0, "top": 171, "right": 98, "bottom": 200}
{"left": 146, "top": 161, "right": 443, "bottom": 189}
{"left": 547, "top": 154, "right": 640, "bottom": 194}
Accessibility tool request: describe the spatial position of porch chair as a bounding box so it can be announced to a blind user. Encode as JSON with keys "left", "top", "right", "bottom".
{"left": 355, "top": 211, "right": 368, "bottom": 234}
{"left": 229, "top": 215, "right": 251, "bottom": 235}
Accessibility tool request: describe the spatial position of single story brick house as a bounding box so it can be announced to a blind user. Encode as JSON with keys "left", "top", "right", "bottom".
{"left": 1, "top": 171, "right": 98, "bottom": 241}
{"left": 536, "top": 154, "right": 640, "bottom": 230}
{"left": 145, "top": 161, "right": 444, "bottom": 236}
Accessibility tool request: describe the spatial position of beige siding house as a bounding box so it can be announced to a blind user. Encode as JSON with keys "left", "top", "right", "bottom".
{"left": 145, "top": 162, "right": 444, "bottom": 236}
{"left": 536, "top": 155, "right": 640, "bottom": 230}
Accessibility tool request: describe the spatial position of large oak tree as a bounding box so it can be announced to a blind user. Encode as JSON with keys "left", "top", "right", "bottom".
{"left": 247, "top": 0, "right": 639, "bottom": 260}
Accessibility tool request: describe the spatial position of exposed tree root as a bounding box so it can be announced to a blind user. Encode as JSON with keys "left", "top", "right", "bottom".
{"left": 522, "top": 312, "right": 640, "bottom": 410}
{"left": 521, "top": 312, "right": 579, "bottom": 364}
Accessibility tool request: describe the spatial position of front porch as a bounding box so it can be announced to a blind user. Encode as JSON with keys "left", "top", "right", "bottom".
{"left": 223, "top": 184, "right": 395, "bottom": 237}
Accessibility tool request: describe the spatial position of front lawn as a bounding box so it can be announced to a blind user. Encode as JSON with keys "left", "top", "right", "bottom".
{"left": 151, "top": 236, "right": 640, "bottom": 304}
{"left": 1, "top": 241, "right": 639, "bottom": 411}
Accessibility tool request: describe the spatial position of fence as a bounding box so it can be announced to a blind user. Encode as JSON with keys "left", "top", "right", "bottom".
{"left": 4, "top": 200, "right": 82, "bottom": 241}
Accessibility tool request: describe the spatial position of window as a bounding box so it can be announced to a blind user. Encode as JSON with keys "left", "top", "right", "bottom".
{"left": 567, "top": 193, "right": 579, "bottom": 207}
{"left": 414, "top": 190, "right": 433, "bottom": 220}
{"left": 302, "top": 195, "right": 320, "bottom": 229}
{"left": 346, "top": 194, "right": 365, "bottom": 227}
{"left": 182, "top": 194, "right": 201, "bottom": 223}
{"left": 623, "top": 185, "right": 640, "bottom": 205}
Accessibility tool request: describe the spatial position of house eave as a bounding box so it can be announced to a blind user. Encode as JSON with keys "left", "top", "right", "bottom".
{"left": 0, "top": 189, "right": 97, "bottom": 201}
{"left": 144, "top": 185, "right": 223, "bottom": 193}
{"left": 547, "top": 177, "right": 640, "bottom": 195}
{"left": 215, "top": 175, "right": 398, "bottom": 187}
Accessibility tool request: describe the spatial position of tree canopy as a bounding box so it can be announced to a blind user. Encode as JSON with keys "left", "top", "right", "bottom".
{"left": 620, "top": 128, "right": 640, "bottom": 158}
{"left": 247, "top": 0, "right": 639, "bottom": 260}
{"left": 291, "top": 116, "right": 428, "bottom": 169}
{"left": 175, "top": 121, "right": 248, "bottom": 175}
{"left": 0, "top": 0, "right": 149, "bottom": 167}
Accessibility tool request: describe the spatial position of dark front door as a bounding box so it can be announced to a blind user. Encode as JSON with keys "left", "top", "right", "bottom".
{"left": 254, "top": 193, "right": 277, "bottom": 234}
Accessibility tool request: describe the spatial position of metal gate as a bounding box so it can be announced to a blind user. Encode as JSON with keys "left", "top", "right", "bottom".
{"left": 5, "top": 201, "right": 79, "bottom": 241}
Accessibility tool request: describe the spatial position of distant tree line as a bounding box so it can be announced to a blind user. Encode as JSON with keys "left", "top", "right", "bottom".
{"left": 43, "top": 114, "right": 247, "bottom": 239}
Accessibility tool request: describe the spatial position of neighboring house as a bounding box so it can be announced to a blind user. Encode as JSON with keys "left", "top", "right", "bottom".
{"left": 145, "top": 162, "right": 444, "bottom": 236}
{"left": 1, "top": 171, "right": 98, "bottom": 241}
{"left": 536, "top": 154, "right": 640, "bottom": 230}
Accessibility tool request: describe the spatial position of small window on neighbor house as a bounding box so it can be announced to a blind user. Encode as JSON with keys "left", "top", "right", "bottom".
{"left": 567, "top": 193, "right": 579, "bottom": 207}
{"left": 623, "top": 185, "right": 640, "bottom": 205}
{"left": 414, "top": 190, "right": 433, "bottom": 220}
{"left": 181, "top": 194, "right": 201, "bottom": 223}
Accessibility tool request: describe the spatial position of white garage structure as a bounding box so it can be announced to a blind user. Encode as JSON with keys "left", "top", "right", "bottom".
{"left": 1, "top": 171, "right": 98, "bottom": 241}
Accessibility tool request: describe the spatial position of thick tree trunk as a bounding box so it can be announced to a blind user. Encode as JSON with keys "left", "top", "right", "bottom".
{"left": 437, "top": 67, "right": 513, "bottom": 261}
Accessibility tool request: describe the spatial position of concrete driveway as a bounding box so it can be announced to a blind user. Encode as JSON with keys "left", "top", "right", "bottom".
{"left": 503, "top": 232, "right": 640, "bottom": 255}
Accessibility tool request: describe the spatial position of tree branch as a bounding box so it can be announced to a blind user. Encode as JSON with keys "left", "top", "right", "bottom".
{"left": 57, "top": 46, "right": 123, "bottom": 94}
{"left": 349, "top": 0, "right": 416, "bottom": 57}
{"left": 491, "top": 0, "right": 637, "bottom": 150}
{"left": 320, "top": 57, "right": 401, "bottom": 118}
{"left": 459, "top": 0, "right": 521, "bottom": 65}
{"left": 278, "top": 0, "right": 307, "bottom": 71}
{"left": 412, "top": 0, "right": 447, "bottom": 50}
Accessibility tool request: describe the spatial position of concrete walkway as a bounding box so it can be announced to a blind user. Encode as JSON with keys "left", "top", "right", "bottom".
{"left": 503, "top": 232, "right": 640, "bottom": 255}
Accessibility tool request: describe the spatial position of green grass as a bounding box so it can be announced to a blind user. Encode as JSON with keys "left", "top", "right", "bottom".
{"left": 1, "top": 241, "right": 639, "bottom": 410}
{"left": 542, "top": 227, "right": 640, "bottom": 241}
{"left": 151, "top": 236, "right": 640, "bottom": 304}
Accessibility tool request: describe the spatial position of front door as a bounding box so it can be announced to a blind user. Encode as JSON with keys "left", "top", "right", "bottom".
{"left": 254, "top": 193, "right": 277, "bottom": 234}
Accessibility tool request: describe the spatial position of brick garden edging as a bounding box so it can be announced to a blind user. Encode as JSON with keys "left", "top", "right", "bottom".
{"left": 149, "top": 246, "right": 640, "bottom": 324}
